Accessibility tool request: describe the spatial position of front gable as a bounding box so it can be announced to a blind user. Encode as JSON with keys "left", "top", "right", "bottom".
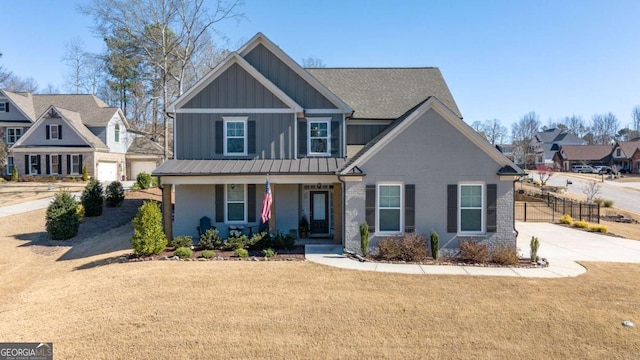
{"left": 0, "top": 91, "right": 34, "bottom": 124}
{"left": 12, "top": 107, "right": 93, "bottom": 149}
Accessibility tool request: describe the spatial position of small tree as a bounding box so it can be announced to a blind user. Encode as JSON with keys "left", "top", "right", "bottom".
{"left": 81, "top": 179, "right": 104, "bottom": 216}
{"left": 582, "top": 181, "right": 601, "bottom": 203}
{"left": 136, "top": 172, "right": 152, "bottom": 189}
{"left": 10, "top": 165, "right": 18, "bottom": 182}
{"left": 105, "top": 180, "right": 125, "bottom": 207}
{"left": 530, "top": 236, "right": 540, "bottom": 263}
{"left": 131, "top": 200, "right": 167, "bottom": 256}
{"left": 81, "top": 165, "right": 89, "bottom": 181}
{"left": 535, "top": 164, "right": 556, "bottom": 187}
{"left": 430, "top": 230, "right": 440, "bottom": 260}
{"left": 359, "top": 222, "right": 369, "bottom": 256}
{"left": 46, "top": 191, "right": 80, "bottom": 240}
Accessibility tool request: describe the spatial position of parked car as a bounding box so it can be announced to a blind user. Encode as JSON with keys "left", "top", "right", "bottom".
{"left": 593, "top": 166, "right": 613, "bottom": 175}
{"left": 571, "top": 165, "right": 594, "bottom": 173}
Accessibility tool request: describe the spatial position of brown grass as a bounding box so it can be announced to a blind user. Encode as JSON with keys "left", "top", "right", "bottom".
{"left": 1, "top": 208, "right": 639, "bottom": 359}
{"left": 0, "top": 181, "right": 88, "bottom": 206}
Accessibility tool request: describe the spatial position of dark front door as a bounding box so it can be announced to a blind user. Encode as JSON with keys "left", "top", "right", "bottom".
{"left": 310, "top": 191, "right": 329, "bottom": 234}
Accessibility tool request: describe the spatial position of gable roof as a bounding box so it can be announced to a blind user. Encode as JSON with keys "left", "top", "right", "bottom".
{"left": 12, "top": 105, "right": 108, "bottom": 150}
{"left": 237, "top": 33, "right": 352, "bottom": 113}
{"left": 1, "top": 90, "right": 36, "bottom": 120}
{"left": 614, "top": 139, "right": 640, "bottom": 158}
{"left": 127, "top": 136, "right": 166, "bottom": 156}
{"left": 339, "top": 97, "right": 523, "bottom": 176}
{"left": 167, "top": 52, "right": 303, "bottom": 113}
{"left": 534, "top": 128, "right": 586, "bottom": 145}
{"left": 556, "top": 145, "right": 612, "bottom": 161}
{"left": 307, "top": 67, "right": 461, "bottom": 119}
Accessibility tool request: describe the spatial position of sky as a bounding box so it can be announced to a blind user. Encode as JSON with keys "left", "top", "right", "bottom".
{"left": 2, "top": 0, "right": 640, "bottom": 131}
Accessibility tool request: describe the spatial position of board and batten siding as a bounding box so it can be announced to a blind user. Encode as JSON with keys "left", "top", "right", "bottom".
{"left": 184, "top": 63, "right": 288, "bottom": 109}
{"left": 243, "top": 44, "right": 337, "bottom": 109}
{"left": 297, "top": 114, "right": 344, "bottom": 158}
{"left": 346, "top": 124, "right": 388, "bottom": 145}
{"left": 176, "top": 112, "right": 295, "bottom": 160}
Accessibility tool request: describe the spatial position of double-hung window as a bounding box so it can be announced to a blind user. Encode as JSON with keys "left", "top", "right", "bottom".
{"left": 308, "top": 119, "right": 330, "bottom": 156}
{"left": 0, "top": 103, "right": 5, "bottom": 112}
{"left": 71, "top": 155, "right": 81, "bottom": 174}
{"left": 50, "top": 155, "right": 60, "bottom": 175}
{"left": 6, "top": 156, "right": 13, "bottom": 175}
{"left": 114, "top": 124, "right": 120, "bottom": 143}
{"left": 226, "top": 184, "right": 246, "bottom": 223}
{"left": 223, "top": 117, "right": 247, "bottom": 155}
{"left": 50, "top": 125, "right": 59, "bottom": 139}
{"left": 29, "top": 155, "right": 39, "bottom": 175}
{"left": 377, "top": 183, "right": 402, "bottom": 233}
{"left": 6, "top": 128, "right": 22, "bottom": 144}
{"left": 459, "top": 184, "right": 484, "bottom": 233}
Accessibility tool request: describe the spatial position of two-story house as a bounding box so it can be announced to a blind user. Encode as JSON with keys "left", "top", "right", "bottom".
{"left": 610, "top": 138, "right": 640, "bottom": 173}
{"left": 0, "top": 90, "right": 157, "bottom": 181}
{"left": 153, "top": 33, "right": 524, "bottom": 254}
{"left": 531, "top": 128, "right": 586, "bottom": 166}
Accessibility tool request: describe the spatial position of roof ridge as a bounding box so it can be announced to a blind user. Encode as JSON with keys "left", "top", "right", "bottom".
{"left": 306, "top": 67, "right": 439, "bottom": 70}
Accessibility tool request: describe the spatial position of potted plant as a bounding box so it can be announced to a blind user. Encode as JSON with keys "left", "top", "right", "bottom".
{"left": 299, "top": 213, "right": 309, "bottom": 238}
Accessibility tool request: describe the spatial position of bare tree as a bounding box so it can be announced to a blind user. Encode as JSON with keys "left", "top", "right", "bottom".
{"left": 62, "top": 38, "right": 89, "bottom": 93}
{"left": 632, "top": 105, "right": 640, "bottom": 134}
{"left": 590, "top": 112, "right": 619, "bottom": 145}
{"left": 41, "top": 83, "right": 61, "bottom": 94}
{"left": 582, "top": 181, "right": 601, "bottom": 203}
{"left": 511, "top": 111, "right": 540, "bottom": 169}
{"left": 302, "top": 56, "right": 326, "bottom": 68}
{"left": 483, "top": 118, "right": 507, "bottom": 145}
{"left": 0, "top": 51, "right": 11, "bottom": 86}
{"left": 565, "top": 115, "right": 587, "bottom": 138}
{"left": 2, "top": 75, "right": 38, "bottom": 92}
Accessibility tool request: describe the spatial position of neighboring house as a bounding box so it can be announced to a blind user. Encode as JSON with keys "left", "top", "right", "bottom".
{"left": 126, "top": 130, "right": 169, "bottom": 180}
{"left": 152, "top": 33, "right": 524, "bottom": 254}
{"left": 611, "top": 139, "right": 640, "bottom": 173}
{"left": 531, "top": 128, "right": 586, "bottom": 166}
{"left": 553, "top": 145, "right": 612, "bottom": 171}
{"left": 496, "top": 144, "right": 516, "bottom": 163}
{"left": 0, "top": 90, "right": 135, "bottom": 181}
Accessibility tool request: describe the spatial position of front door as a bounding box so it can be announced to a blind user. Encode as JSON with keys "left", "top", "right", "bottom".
{"left": 310, "top": 191, "right": 329, "bottom": 234}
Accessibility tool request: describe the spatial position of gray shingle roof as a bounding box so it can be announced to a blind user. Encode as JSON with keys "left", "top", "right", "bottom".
{"left": 127, "top": 136, "right": 166, "bottom": 156}
{"left": 153, "top": 158, "right": 347, "bottom": 176}
{"left": 32, "top": 94, "right": 119, "bottom": 126}
{"left": 305, "top": 68, "right": 461, "bottom": 119}
{"left": 55, "top": 107, "right": 109, "bottom": 150}
{"left": 535, "top": 128, "right": 586, "bottom": 145}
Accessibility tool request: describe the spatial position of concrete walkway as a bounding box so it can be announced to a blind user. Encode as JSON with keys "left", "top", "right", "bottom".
{"left": 305, "top": 222, "right": 640, "bottom": 278}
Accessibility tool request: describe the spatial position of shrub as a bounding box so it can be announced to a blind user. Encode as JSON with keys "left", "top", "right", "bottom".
{"left": 199, "top": 228, "right": 223, "bottom": 250}
{"left": 271, "top": 231, "right": 295, "bottom": 249}
{"left": 202, "top": 250, "right": 216, "bottom": 259}
{"left": 603, "top": 199, "right": 614, "bottom": 208}
{"left": 81, "top": 165, "right": 89, "bottom": 181}
{"left": 136, "top": 172, "right": 153, "bottom": 190}
{"left": 262, "top": 248, "right": 276, "bottom": 258}
{"left": 172, "top": 235, "right": 193, "bottom": 249}
{"left": 530, "top": 236, "right": 540, "bottom": 263}
{"left": 248, "top": 232, "right": 271, "bottom": 250}
{"left": 105, "top": 181, "right": 125, "bottom": 207}
{"left": 131, "top": 201, "right": 167, "bottom": 256}
{"left": 226, "top": 235, "right": 248, "bottom": 250}
{"left": 377, "top": 238, "right": 403, "bottom": 261}
{"left": 234, "top": 248, "right": 249, "bottom": 258}
{"left": 593, "top": 198, "right": 604, "bottom": 206}
{"left": 46, "top": 191, "right": 80, "bottom": 240}
{"left": 492, "top": 244, "right": 519, "bottom": 265}
{"left": 430, "top": 230, "right": 440, "bottom": 260}
{"left": 11, "top": 166, "right": 18, "bottom": 181}
{"left": 377, "top": 233, "right": 428, "bottom": 262}
{"left": 359, "top": 222, "right": 370, "bottom": 256}
{"left": 459, "top": 239, "right": 490, "bottom": 263}
{"left": 572, "top": 220, "right": 589, "bottom": 229}
{"left": 76, "top": 204, "right": 85, "bottom": 223}
{"left": 559, "top": 214, "right": 573, "bottom": 225}
{"left": 81, "top": 179, "right": 104, "bottom": 217}
{"left": 588, "top": 224, "right": 608, "bottom": 233}
{"left": 174, "top": 247, "right": 192, "bottom": 259}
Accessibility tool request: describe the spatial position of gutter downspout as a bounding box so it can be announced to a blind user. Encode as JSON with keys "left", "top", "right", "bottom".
{"left": 338, "top": 174, "right": 347, "bottom": 250}
{"left": 166, "top": 112, "right": 176, "bottom": 160}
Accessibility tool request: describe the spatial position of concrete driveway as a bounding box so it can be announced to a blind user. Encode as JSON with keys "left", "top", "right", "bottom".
{"left": 516, "top": 221, "right": 640, "bottom": 263}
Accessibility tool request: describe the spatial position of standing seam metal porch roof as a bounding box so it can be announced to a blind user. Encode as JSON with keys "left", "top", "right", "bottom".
{"left": 152, "top": 158, "right": 347, "bottom": 176}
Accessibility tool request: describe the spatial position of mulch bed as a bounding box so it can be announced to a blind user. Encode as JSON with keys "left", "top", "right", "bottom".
{"left": 126, "top": 245, "right": 306, "bottom": 262}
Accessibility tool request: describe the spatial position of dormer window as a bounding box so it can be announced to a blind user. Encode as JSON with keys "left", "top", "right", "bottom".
{"left": 223, "top": 117, "right": 247, "bottom": 156}
{"left": 51, "top": 125, "right": 59, "bottom": 139}
{"left": 308, "top": 119, "right": 330, "bottom": 156}
{"left": 115, "top": 124, "right": 120, "bottom": 143}
{"left": 616, "top": 148, "right": 621, "bottom": 157}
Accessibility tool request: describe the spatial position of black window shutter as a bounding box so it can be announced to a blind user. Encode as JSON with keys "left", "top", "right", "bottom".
{"left": 487, "top": 184, "right": 497, "bottom": 233}
{"left": 247, "top": 184, "right": 256, "bottom": 222}
{"left": 5, "top": 102, "right": 9, "bottom": 112}
{"left": 365, "top": 185, "right": 376, "bottom": 233}
{"left": 45, "top": 125, "right": 50, "bottom": 140}
{"left": 36, "top": 155, "right": 41, "bottom": 174}
{"left": 447, "top": 184, "right": 457, "bottom": 233}
{"left": 248, "top": 121, "right": 256, "bottom": 155}
{"left": 58, "top": 125, "right": 62, "bottom": 140}
{"left": 215, "top": 184, "right": 224, "bottom": 222}
{"left": 298, "top": 120, "right": 307, "bottom": 156}
{"left": 215, "top": 121, "right": 223, "bottom": 154}
{"left": 404, "top": 184, "right": 415, "bottom": 233}
{"left": 46, "top": 155, "right": 50, "bottom": 175}
{"left": 67, "top": 155, "right": 71, "bottom": 174}
{"left": 24, "top": 155, "right": 29, "bottom": 175}
{"left": 79, "top": 155, "right": 83, "bottom": 172}
{"left": 58, "top": 155, "right": 62, "bottom": 174}
{"left": 331, "top": 121, "right": 340, "bottom": 156}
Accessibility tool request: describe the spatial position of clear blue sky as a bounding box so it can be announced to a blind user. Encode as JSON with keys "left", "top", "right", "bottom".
{"left": 2, "top": 0, "right": 640, "bottom": 131}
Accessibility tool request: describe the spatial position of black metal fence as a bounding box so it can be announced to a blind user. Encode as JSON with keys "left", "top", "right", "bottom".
{"left": 515, "top": 193, "right": 599, "bottom": 223}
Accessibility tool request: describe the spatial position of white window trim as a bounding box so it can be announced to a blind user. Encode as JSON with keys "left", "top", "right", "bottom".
{"left": 225, "top": 184, "right": 247, "bottom": 223}
{"left": 50, "top": 125, "right": 59, "bottom": 140}
{"left": 49, "top": 155, "right": 60, "bottom": 175}
{"left": 223, "top": 117, "right": 248, "bottom": 156}
{"left": 71, "top": 154, "right": 81, "bottom": 175}
{"left": 29, "top": 155, "right": 39, "bottom": 175}
{"left": 6, "top": 128, "right": 22, "bottom": 144}
{"left": 458, "top": 182, "right": 485, "bottom": 235}
{"left": 308, "top": 118, "right": 331, "bottom": 156}
{"left": 375, "top": 182, "right": 403, "bottom": 235}
{"left": 0, "top": 103, "right": 5, "bottom": 112}
{"left": 114, "top": 124, "right": 120, "bottom": 143}
{"left": 6, "top": 156, "right": 13, "bottom": 175}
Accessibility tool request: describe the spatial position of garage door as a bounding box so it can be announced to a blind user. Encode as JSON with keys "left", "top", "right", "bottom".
{"left": 131, "top": 161, "right": 157, "bottom": 179}
{"left": 97, "top": 162, "right": 117, "bottom": 182}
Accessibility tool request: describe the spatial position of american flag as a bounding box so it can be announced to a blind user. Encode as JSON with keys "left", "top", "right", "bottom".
{"left": 260, "top": 179, "right": 272, "bottom": 224}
